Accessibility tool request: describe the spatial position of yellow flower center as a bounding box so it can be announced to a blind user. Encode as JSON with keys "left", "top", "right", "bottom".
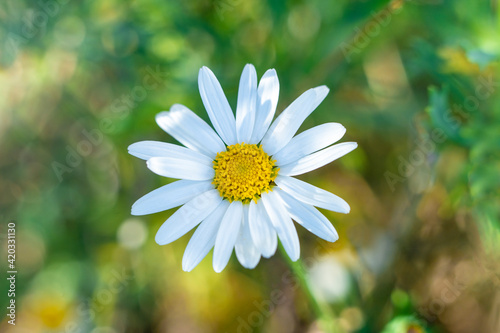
{"left": 212, "top": 143, "right": 279, "bottom": 203}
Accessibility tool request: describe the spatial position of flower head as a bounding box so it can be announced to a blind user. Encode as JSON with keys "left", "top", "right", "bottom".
{"left": 129, "top": 64, "right": 357, "bottom": 272}
{"left": 212, "top": 143, "right": 278, "bottom": 203}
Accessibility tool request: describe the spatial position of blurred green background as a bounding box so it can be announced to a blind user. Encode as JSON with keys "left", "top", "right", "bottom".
{"left": 1, "top": 0, "right": 500, "bottom": 332}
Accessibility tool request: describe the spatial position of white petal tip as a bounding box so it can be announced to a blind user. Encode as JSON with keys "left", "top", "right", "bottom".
{"left": 155, "top": 233, "right": 167, "bottom": 246}
{"left": 127, "top": 143, "right": 137, "bottom": 152}
{"left": 344, "top": 142, "right": 358, "bottom": 153}
{"left": 130, "top": 204, "right": 147, "bottom": 216}
{"left": 213, "top": 265, "right": 224, "bottom": 273}
{"left": 238, "top": 256, "right": 261, "bottom": 269}
{"left": 326, "top": 233, "right": 340, "bottom": 242}
{"left": 340, "top": 205, "right": 351, "bottom": 214}
{"left": 182, "top": 262, "right": 194, "bottom": 272}
{"left": 260, "top": 246, "right": 277, "bottom": 258}
{"left": 200, "top": 66, "right": 211, "bottom": 75}
{"left": 315, "top": 85, "right": 330, "bottom": 95}
{"left": 334, "top": 199, "right": 351, "bottom": 214}
{"left": 244, "top": 63, "right": 255, "bottom": 70}
{"left": 283, "top": 246, "right": 300, "bottom": 262}
{"left": 155, "top": 111, "right": 169, "bottom": 121}
{"left": 262, "top": 68, "right": 278, "bottom": 80}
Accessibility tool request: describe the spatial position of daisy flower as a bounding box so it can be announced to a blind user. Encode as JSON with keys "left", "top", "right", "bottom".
{"left": 129, "top": 64, "right": 357, "bottom": 272}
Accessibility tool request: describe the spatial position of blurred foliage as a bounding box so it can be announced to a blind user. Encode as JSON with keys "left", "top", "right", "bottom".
{"left": 1, "top": 0, "right": 500, "bottom": 332}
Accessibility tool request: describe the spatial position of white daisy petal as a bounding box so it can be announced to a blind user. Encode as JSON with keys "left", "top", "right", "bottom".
{"left": 236, "top": 64, "right": 257, "bottom": 143}
{"left": 198, "top": 66, "right": 238, "bottom": 145}
{"left": 147, "top": 156, "right": 214, "bottom": 180}
{"left": 273, "top": 123, "right": 346, "bottom": 166}
{"left": 182, "top": 200, "right": 230, "bottom": 272}
{"left": 155, "top": 189, "right": 223, "bottom": 245}
{"left": 276, "top": 189, "right": 339, "bottom": 242}
{"left": 248, "top": 200, "right": 278, "bottom": 258}
{"left": 235, "top": 204, "right": 261, "bottom": 269}
{"left": 275, "top": 175, "right": 350, "bottom": 214}
{"left": 156, "top": 105, "right": 226, "bottom": 158}
{"left": 261, "top": 86, "right": 329, "bottom": 156}
{"left": 128, "top": 141, "right": 175, "bottom": 160}
{"left": 131, "top": 180, "right": 213, "bottom": 216}
{"left": 213, "top": 201, "right": 243, "bottom": 272}
{"left": 128, "top": 140, "right": 213, "bottom": 165}
{"left": 261, "top": 191, "right": 300, "bottom": 261}
{"left": 279, "top": 142, "right": 358, "bottom": 176}
{"left": 250, "top": 69, "right": 280, "bottom": 144}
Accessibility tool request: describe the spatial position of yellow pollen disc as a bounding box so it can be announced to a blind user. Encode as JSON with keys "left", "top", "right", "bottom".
{"left": 212, "top": 143, "right": 279, "bottom": 203}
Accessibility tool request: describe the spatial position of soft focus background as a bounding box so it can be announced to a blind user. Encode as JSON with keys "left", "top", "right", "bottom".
{"left": 1, "top": 0, "right": 499, "bottom": 332}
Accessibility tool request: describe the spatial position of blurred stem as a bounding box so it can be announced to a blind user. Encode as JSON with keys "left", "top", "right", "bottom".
{"left": 280, "top": 246, "right": 345, "bottom": 333}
